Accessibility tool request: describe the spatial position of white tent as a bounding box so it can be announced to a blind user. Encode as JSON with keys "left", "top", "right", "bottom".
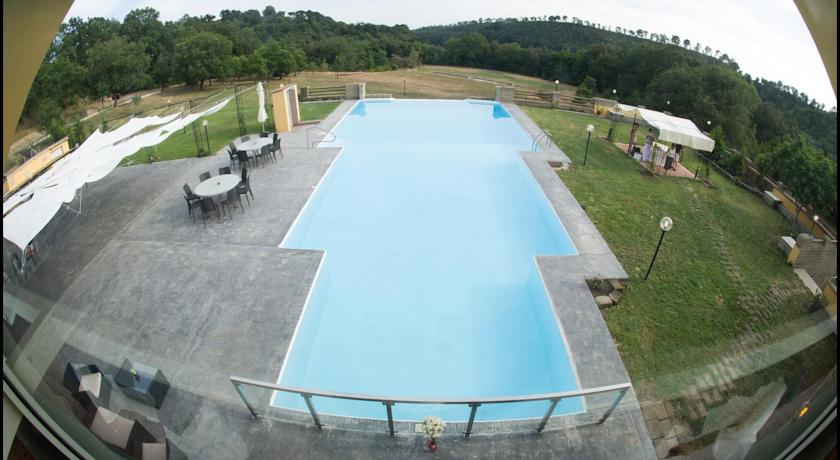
{"left": 613, "top": 104, "right": 715, "bottom": 152}
{"left": 3, "top": 97, "right": 233, "bottom": 252}
{"left": 256, "top": 81, "right": 268, "bottom": 132}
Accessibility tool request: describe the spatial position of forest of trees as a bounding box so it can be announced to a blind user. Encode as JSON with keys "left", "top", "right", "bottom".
{"left": 22, "top": 8, "right": 837, "bottom": 215}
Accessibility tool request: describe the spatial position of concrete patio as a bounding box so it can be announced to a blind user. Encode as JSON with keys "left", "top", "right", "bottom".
{"left": 4, "top": 100, "right": 655, "bottom": 459}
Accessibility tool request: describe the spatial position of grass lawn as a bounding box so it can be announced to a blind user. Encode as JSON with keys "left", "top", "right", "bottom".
{"left": 416, "top": 65, "right": 577, "bottom": 94}
{"left": 122, "top": 85, "right": 276, "bottom": 165}
{"left": 521, "top": 107, "right": 826, "bottom": 398}
{"left": 300, "top": 101, "right": 342, "bottom": 122}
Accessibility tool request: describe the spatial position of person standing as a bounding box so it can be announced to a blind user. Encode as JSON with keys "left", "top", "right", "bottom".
{"left": 665, "top": 143, "right": 676, "bottom": 170}
{"left": 641, "top": 128, "right": 654, "bottom": 162}
{"left": 627, "top": 123, "right": 640, "bottom": 155}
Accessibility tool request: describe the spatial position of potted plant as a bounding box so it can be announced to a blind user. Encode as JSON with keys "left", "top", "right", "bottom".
{"left": 421, "top": 416, "right": 445, "bottom": 452}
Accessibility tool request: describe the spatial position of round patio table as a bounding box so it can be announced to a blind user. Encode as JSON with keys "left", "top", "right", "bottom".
{"left": 236, "top": 137, "right": 271, "bottom": 155}
{"left": 194, "top": 174, "right": 240, "bottom": 198}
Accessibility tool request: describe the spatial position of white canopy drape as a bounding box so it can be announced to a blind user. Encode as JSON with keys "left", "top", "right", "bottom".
{"left": 613, "top": 104, "right": 715, "bottom": 152}
{"left": 256, "top": 81, "right": 268, "bottom": 131}
{"left": 3, "top": 97, "right": 233, "bottom": 251}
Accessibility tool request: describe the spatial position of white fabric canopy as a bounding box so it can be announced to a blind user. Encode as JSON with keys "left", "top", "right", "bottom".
{"left": 256, "top": 81, "right": 268, "bottom": 130}
{"left": 613, "top": 104, "right": 715, "bottom": 152}
{"left": 3, "top": 97, "right": 233, "bottom": 251}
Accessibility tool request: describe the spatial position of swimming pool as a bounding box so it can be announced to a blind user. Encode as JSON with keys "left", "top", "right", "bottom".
{"left": 275, "top": 99, "right": 582, "bottom": 421}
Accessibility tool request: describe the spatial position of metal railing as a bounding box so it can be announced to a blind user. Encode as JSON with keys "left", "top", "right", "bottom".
{"left": 306, "top": 127, "right": 337, "bottom": 149}
{"left": 532, "top": 129, "right": 554, "bottom": 152}
{"left": 230, "top": 376, "right": 631, "bottom": 438}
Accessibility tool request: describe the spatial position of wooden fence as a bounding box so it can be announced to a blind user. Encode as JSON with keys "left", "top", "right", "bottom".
{"left": 300, "top": 85, "right": 345, "bottom": 102}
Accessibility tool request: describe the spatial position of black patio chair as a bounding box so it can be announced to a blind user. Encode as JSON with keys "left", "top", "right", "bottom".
{"left": 227, "top": 147, "right": 238, "bottom": 171}
{"left": 222, "top": 189, "right": 244, "bottom": 215}
{"left": 237, "top": 167, "right": 254, "bottom": 204}
{"left": 272, "top": 134, "right": 283, "bottom": 160}
{"left": 236, "top": 150, "right": 251, "bottom": 170}
{"left": 199, "top": 171, "right": 211, "bottom": 182}
{"left": 256, "top": 144, "right": 271, "bottom": 166}
{"left": 184, "top": 195, "right": 202, "bottom": 222}
{"left": 183, "top": 183, "right": 200, "bottom": 201}
{"left": 219, "top": 166, "right": 231, "bottom": 175}
{"left": 198, "top": 197, "right": 221, "bottom": 225}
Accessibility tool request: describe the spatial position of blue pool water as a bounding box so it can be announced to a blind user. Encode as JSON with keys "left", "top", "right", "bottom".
{"left": 275, "top": 99, "right": 582, "bottom": 421}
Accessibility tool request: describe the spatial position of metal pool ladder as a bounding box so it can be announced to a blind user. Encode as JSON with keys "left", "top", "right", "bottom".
{"left": 532, "top": 129, "right": 553, "bottom": 152}
{"left": 307, "top": 127, "right": 337, "bottom": 149}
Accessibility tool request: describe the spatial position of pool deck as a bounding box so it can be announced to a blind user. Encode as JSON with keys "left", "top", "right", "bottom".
{"left": 5, "top": 100, "right": 654, "bottom": 459}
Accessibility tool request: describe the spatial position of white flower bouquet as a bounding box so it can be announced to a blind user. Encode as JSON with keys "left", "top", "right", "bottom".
{"left": 421, "top": 415, "right": 445, "bottom": 440}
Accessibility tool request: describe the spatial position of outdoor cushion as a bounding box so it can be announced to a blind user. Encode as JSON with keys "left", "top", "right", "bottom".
{"left": 90, "top": 407, "right": 134, "bottom": 449}
{"left": 142, "top": 442, "right": 167, "bottom": 460}
{"left": 79, "top": 373, "right": 102, "bottom": 398}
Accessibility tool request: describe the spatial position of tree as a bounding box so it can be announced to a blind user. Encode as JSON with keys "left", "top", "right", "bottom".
{"left": 174, "top": 31, "right": 233, "bottom": 89}
{"left": 756, "top": 134, "right": 826, "bottom": 228}
{"left": 239, "top": 52, "right": 268, "bottom": 78}
{"left": 576, "top": 75, "right": 597, "bottom": 97}
{"left": 683, "top": 39, "right": 691, "bottom": 48}
{"left": 292, "top": 48, "right": 308, "bottom": 72}
{"left": 122, "top": 8, "right": 165, "bottom": 60}
{"left": 259, "top": 40, "right": 297, "bottom": 77}
{"left": 234, "top": 27, "right": 261, "bottom": 55}
{"left": 151, "top": 52, "right": 173, "bottom": 89}
{"left": 671, "top": 35, "right": 680, "bottom": 46}
{"left": 26, "top": 57, "right": 88, "bottom": 111}
{"left": 87, "top": 37, "right": 150, "bottom": 104}
{"left": 753, "top": 101, "right": 793, "bottom": 144}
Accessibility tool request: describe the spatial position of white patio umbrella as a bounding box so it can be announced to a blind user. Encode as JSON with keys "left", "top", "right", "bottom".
{"left": 256, "top": 81, "right": 268, "bottom": 133}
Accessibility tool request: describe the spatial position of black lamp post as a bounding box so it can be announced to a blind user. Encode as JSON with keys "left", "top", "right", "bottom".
{"left": 809, "top": 215, "right": 819, "bottom": 236}
{"left": 584, "top": 124, "right": 594, "bottom": 165}
{"left": 555, "top": 80, "right": 559, "bottom": 92}
{"left": 607, "top": 89, "right": 618, "bottom": 142}
{"left": 645, "top": 216, "right": 673, "bottom": 280}
{"left": 704, "top": 120, "right": 712, "bottom": 179}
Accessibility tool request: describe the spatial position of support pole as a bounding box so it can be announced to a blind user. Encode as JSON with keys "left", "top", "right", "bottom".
{"left": 537, "top": 399, "right": 560, "bottom": 434}
{"left": 384, "top": 402, "right": 395, "bottom": 437}
{"left": 464, "top": 403, "right": 480, "bottom": 439}
{"left": 302, "top": 394, "right": 324, "bottom": 430}
{"left": 536, "top": 398, "right": 561, "bottom": 433}
{"left": 232, "top": 382, "right": 259, "bottom": 418}
{"left": 598, "top": 388, "right": 629, "bottom": 424}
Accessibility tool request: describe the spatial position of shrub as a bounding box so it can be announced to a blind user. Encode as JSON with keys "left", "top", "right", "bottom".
{"left": 48, "top": 117, "right": 68, "bottom": 142}
{"left": 576, "top": 75, "right": 597, "bottom": 98}
{"left": 720, "top": 152, "right": 746, "bottom": 177}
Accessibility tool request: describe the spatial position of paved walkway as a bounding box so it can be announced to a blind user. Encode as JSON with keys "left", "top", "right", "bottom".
{"left": 6, "top": 100, "right": 654, "bottom": 459}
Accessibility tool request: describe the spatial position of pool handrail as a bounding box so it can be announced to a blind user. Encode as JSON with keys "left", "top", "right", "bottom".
{"left": 306, "top": 126, "right": 337, "bottom": 149}
{"left": 229, "top": 375, "right": 631, "bottom": 438}
{"left": 532, "top": 129, "right": 554, "bottom": 152}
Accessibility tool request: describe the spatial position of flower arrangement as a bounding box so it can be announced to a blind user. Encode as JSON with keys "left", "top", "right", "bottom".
{"left": 421, "top": 416, "right": 445, "bottom": 451}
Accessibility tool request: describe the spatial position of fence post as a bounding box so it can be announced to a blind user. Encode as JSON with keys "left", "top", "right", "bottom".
{"left": 383, "top": 402, "right": 395, "bottom": 437}
{"left": 464, "top": 403, "right": 480, "bottom": 439}
{"left": 302, "top": 394, "right": 324, "bottom": 430}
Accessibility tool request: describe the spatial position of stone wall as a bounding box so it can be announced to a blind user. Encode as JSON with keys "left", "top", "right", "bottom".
{"left": 494, "top": 86, "right": 514, "bottom": 102}
{"left": 793, "top": 234, "right": 837, "bottom": 286}
{"left": 344, "top": 83, "right": 365, "bottom": 99}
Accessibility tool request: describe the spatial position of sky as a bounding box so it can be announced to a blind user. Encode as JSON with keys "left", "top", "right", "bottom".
{"left": 65, "top": 0, "right": 836, "bottom": 109}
